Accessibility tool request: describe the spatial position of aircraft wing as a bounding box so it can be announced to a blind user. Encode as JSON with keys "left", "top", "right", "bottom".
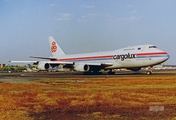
{"left": 30, "top": 56, "right": 113, "bottom": 66}
{"left": 8, "top": 60, "right": 38, "bottom": 63}
{"left": 101, "top": 63, "right": 113, "bottom": 66}
{"left": 43, "top": 61, "right": 74, "bottom": 65}
{"left": 79, "top": 62, "right": 113, "bottom": 66}
{"left": 45, "top": 61, "right": 113, "bottom": 67}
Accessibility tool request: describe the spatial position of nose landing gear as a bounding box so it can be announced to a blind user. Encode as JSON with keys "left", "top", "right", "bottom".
{"left": 146, "top": 70, "right": 152, "bottom": 75}
{"left": 146, "top": 66, "right": 152, "bottom": 75}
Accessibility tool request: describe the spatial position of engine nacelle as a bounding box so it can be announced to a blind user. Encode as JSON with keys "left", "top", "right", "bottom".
{"left": 37, "top": 61, "right": 50, "bottom": 70}
{"left": 44, "top": 63, "right": 50, "bottom": 69}
{"left": 74, "top": 64, "right": 90, "bottom": 72}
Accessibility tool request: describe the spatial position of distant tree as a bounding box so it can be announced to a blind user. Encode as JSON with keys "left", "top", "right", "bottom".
{"left": 0, "top": 65, "right": 27, "bottom": 72}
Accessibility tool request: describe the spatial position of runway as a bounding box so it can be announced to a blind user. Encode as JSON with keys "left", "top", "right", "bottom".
{"left": 0, "top": 70, "right": 176, "bottom": 82}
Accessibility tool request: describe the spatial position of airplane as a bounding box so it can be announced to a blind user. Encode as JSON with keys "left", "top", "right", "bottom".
{"left": 26, "top": 36, "right": 169, "bottom": 75}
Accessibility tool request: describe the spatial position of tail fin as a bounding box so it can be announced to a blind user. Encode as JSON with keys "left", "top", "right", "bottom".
{"left": 48, "top": 36, "right": 65, "bottom": 57}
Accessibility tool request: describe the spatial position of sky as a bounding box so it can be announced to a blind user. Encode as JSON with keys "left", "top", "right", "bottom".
{"left": 1, "top": 0, "right": 176, "bottom": 65}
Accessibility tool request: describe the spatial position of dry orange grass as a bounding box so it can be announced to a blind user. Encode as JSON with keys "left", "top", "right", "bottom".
{"left": 0, "top": 76, "right": 176, "bottom": 119}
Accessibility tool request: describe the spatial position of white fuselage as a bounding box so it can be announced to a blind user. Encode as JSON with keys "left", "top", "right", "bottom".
{"left": 54, "top": 44, "right": 169, "bottom": 70}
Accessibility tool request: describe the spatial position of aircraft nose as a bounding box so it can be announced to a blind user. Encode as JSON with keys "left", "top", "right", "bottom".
{"left": 164, "top": 51, "right": 170, "bottom": 61}
{"left": 166, "top": 53, "right": 170, "bottom": 59}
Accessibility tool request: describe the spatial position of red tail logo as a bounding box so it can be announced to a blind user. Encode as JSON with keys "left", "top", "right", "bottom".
{"left": 51, "top": 41, "right": 57, "bottom": 52}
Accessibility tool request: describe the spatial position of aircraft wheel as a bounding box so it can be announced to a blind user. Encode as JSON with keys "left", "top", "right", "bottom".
{"left": 107, "top": 72, "right": 115, "bottom": 75}
{"left": 84, "top": 71, "right": 102, "bottom": 75}
{"left": 93, "top": 71, "right": 102, "bottom": 75}
{"left": 84, "top": 72, "right": 91, "bottom": 75}
{"left": 146, "top": 71, "right": 152, "bottom": 75}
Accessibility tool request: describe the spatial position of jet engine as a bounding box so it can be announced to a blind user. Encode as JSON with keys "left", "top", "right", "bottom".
{"left": 37, "top": 61, "right": 50, "bottom": 70}
{"left": 74, "top": 64, "right": 90, "bottom": 72}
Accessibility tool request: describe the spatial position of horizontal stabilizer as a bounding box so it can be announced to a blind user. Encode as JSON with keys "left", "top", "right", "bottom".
{"left": 30, "top": 56, "right": 58, "bottom": 61}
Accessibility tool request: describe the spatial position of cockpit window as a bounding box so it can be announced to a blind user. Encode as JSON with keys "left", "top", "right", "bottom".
{"left": 149, "top": 46, "right": 157, "bottom": 48}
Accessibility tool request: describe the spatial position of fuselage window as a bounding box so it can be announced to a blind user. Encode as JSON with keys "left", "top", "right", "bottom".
{"left": 149, "top": 46, "right": 157, "bottom": 48}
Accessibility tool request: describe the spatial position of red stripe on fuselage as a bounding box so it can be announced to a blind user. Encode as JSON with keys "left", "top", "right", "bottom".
{"left": 58, "top": 55, "right": 113, "bottom": 61}
{"left": 136, "top": 52, "right": 167, "bottom": 56}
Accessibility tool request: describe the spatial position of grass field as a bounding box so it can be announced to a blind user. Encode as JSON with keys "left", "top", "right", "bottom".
{"left": 0, "top": 75, "right": 176, "bottom": 119}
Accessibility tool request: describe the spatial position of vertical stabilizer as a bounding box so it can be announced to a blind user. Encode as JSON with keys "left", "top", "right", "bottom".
{"left": 48, "top": 36, "right": 65, "bottom": 57}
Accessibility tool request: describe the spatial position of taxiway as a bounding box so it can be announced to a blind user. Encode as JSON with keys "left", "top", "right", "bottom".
{"left": 0, "top": 70, "right": 176, "bottom": 82}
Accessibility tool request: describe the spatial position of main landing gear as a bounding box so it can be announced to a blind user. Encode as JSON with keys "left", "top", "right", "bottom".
{"left": 84, "top": 71, "right": 102, "bottom": 75}
{"left": 146, "top": 67, "right": 152, "bottom": 75}
{"left": 107, "top": 70, "right": 115, "bottom": 75}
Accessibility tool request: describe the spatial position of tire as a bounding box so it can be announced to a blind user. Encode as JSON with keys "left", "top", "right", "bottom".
{"left": 146, "top": 71, "right": 152, "bottom": 75}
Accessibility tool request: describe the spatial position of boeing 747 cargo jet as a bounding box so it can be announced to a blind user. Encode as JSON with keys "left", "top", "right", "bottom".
{"left": 31, "top": 36, "right": 169, "bottom": 74}
{"left": 10, "top": 36, "right": 169, "bottom": 74}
